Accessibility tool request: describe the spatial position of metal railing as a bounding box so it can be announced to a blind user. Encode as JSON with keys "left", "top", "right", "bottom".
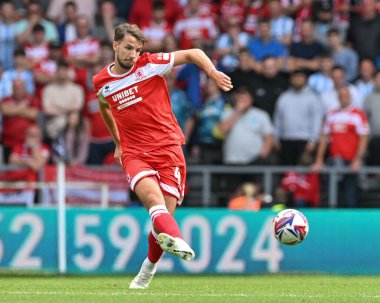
{"left": 1, "top": 164, "right": 380, "bottom": 208}
{"left": 187, "top": 165, "right": 380, "bottom": 207}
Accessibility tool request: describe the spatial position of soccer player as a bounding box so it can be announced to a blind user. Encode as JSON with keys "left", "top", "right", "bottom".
{"left": 92, "top": 23, "right": 232, "bottom": 289}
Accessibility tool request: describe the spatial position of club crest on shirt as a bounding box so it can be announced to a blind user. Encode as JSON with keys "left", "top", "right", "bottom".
{"left": 135, "top": 68, "right": 145, "bottom": 80}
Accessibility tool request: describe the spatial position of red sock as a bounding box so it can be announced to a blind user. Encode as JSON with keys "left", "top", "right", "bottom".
{"left": 147, "top": 231, "right": 163, "bottom": 263}
{"left": 149, "top": 205, "right": 183, "bottom": 239}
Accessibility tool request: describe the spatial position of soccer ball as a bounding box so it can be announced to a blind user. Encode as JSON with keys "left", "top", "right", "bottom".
{"left": 273, "top": 209, "right": 309, "bottom": 245}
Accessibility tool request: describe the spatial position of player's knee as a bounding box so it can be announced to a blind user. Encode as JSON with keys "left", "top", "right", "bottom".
{"left": 144, "top": 191, "right": 163, "bottom": 207}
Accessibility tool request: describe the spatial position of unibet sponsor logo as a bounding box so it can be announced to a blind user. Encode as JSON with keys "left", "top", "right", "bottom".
{"left": 111, "top": 85, "right": 143, "bottom": 110}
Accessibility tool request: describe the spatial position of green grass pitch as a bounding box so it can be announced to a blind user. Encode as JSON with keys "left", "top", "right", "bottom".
{"left": 0, "top": 275, "right": 379, "bottom": 303}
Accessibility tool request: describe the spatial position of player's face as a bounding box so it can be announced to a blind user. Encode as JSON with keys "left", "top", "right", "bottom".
{"left": 113, "top": 34, "right": 143, "bottom": 70}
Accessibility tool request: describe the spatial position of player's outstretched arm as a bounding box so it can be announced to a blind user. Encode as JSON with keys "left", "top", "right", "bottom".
{"left": 98, "top": 100, "right": 122, "bottom": 165}
{"left": 173, "top": 49, "right": 233, "bottom": 92}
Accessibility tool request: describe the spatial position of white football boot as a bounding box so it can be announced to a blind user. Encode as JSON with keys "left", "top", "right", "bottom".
{"left": 157, "top": 233, "right": 195, "bottom": 261}
{"left": 129, "top": 259, "right": 157, "bottom": 289}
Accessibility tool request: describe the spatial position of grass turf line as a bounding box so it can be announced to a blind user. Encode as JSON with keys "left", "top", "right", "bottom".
{"left": 0, "top": 275, "right": 379, "bottom": 303}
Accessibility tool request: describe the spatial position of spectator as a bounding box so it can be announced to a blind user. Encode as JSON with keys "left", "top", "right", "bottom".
{"left": 228, "top": 48, "right": 259, "bottom": 92}
{"left": 288, "top": 19, "right": 326, "bottom": 73}
{"left": 251, "top": 56, "right": 289, "bottom": 119}
{"left": 161, "top": 33, "right": 179, "bottom": 53}
{"left": 281, "top": 0, "right": 302, "bottom": 17}
{"left": 114, "top": 0, "right": 134, "bottom": 21}
{"left": 308, "top": 52, "right": 334, "bottom": 95}
{"left": 57, "top": 1, "right": 78, "bottom": 44}
{"left": 268, "top": 0, "right": 294, "bottom": 46}
{"left": 1, "top": 49, "right": 35, "bottom": 98}
{"left": 246, "top": 18, "right": 286, "bottom": 69}
{"left": 228, "top": 182, "right": 262, "bottom": 211}
{"left": 99, "top": 41, "right": 114, "bottom": 66}
{"left": 219, "top": 87, "right": 273, "bottom": 165}
{"left": 176, "top": 62, "right": 203, "bottom": 110}
{"left": 54, "top": 111, "right": 89, "bottom": 165}
{"left": 0, "top": 63, "right": 7, "bottom": 100}
{"left": 364, "top": 70, "right": 380, "bottom": 168}
{"left": 93, "top": 0, "right": 126, "bottom": 44}
{"left": 219, "top": 0, "right": 246, "bottom": 32}
{"left": 165, "top": 71, "right": 193, "bottom": 140}
{"left": 274, "top": 69, "right": 322, "bottom": 165}
{"left": 321, "top": 65, "right": 361, "bottom": 114}
{"left": 63, "top": 15, "right": 101, "bottom": 89}
{"left": 354, "top": 58, "right": 375, "bottom": 103}
{"left": 192, "top": 78, "right": 227, "bottom": 164}
{"left": 0, "top": 79, "right": 39, "bottom": 163}
{"left": 243, "top": 0, "right": 267, "bottom": 35}
{"left": 327, "top": 27, "right": 358, "bottom": 82}
{"left": 15, "top": 1, "right": 58, "bottom": 45}
{"left": 85, "top": 64, "right": 115, "bottom": 165}
{"left": 141, "top": 0, "right": 172, "bottom": 52}
{"left": 129, "top": 0, "right": 182, "bottom": 28}
{"left": 24, "top": 24, "right": 49, "bottom": 67}
{"left": 47, "top": 0, "right": 97, "bottom": 25}
{"left": 312, "top": 86, "right": 369, "bottom": 208}
{"left": 292, "top": 0, "right": 313, "bottom": 42}
{"left": 33, "top": 41, "right": 68, "bottom": 99}
{"left": 9, "top": 124, "right": 50, "bottom": 176}
{"left": 214, "top": 19, "right": 249, "bottom": 73}
{"left": 347, "top": 0, "right": 380, "bottom": 62}
{"left": 0, "top": 1, "right": 17, "bottom": 71}
{"left": 173, "top": 0, "right": 219, "bottom": 50}
{"left": 312, "top": 0, "right": 334, "bottom": 47}
{"left": 42, "top": 60, "right": 84, "bottom": 142}
{"left": 278, "top": 152, "right": 320, "bottom": 207}
{"left": 331, "top": 1, "right": 351, "bottom": 40}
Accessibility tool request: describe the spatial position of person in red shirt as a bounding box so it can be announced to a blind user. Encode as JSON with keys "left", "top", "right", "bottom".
{"left": 33, "top": 41, "right": 68, "bottom": 99}
{"left": 280, "top": 152, "right": 320, "bottom": 207}
{"left": 129, "top": 0, "right": 182, "bottom": 28}
{"left": 9, "top": 124, "right": 50, "bottom": 181}
{"left": 219, "top": 0, "right": 247, "bottom": 32}
{"left": 312, "top": 86, "right": 369, "bottom": 208}
{"left": 93, "top": 23, "right": 232, "bottom": 288}
{"left": 141, "top": 1, "right": 172, "bottom": 52}
{"left": 24, "top": 23, "right": 49, "bottom": 68}
{"left": 1, "top": 79, "right": 40, "bottom": 163}
{"left": 173, "top": 0, "right": 219, "bottom": 50}
{"left": 63, "top": 15, "right": 100, "bottom": 89}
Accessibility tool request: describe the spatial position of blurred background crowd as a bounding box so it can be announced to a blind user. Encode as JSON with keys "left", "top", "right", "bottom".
{"left": 1, "top": 0, "right": 380, "bottom": 209}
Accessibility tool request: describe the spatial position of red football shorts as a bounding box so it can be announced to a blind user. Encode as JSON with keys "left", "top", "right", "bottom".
{"left": 121, "top": 145, "right": 186, "bottom": 204}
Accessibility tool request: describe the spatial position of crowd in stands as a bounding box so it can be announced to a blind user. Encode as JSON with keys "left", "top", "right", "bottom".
{"left": 1, "top": 0, "right": 380, "bottom": 208}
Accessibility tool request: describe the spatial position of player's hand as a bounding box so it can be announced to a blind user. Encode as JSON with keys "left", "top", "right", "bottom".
{"left": 209, "top": 70, "right": 233, "bottom": 92}
{"left": 114, "top": 145, "right": 122, "bottom": 166}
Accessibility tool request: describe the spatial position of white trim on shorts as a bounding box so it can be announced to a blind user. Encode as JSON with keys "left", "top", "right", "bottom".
{"left": 159, "top": 182, "right": 183, "bottom": 205}
{"left": 131, "top": 170, "right": 158, "bottom": 191}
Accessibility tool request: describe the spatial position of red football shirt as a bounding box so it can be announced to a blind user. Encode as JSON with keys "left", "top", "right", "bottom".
{"left": 323, "top": 106, "right": 369, "bottom": 161}
{"left": 2, "top": 96, "right": 40, "bottom": 148}
{"left": 92, "top": 52, "right": 184, "bottom": 155}
{"left": 281, "top": 172, "right": 320, "bottom": 207}
{"left": 63, "top": 37, "right": 100, "bottom": 88}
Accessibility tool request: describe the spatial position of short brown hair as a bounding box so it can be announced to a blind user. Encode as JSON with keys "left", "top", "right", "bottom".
{"left": 114, "top": 23, "right": 147, "bottom": 43}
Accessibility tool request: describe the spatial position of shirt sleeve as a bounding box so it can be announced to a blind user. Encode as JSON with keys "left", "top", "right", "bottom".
{"left": 147, "top": 52, "right": 174, "bottom": 76}
{"left": 355, "top": 111, "right": 370, "bottom": 135}
{"left": 92, "top": 76, "right": 108, "bottom": 105}
{"left": 261, "top": 111, "right": 273, "bottom": 135}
